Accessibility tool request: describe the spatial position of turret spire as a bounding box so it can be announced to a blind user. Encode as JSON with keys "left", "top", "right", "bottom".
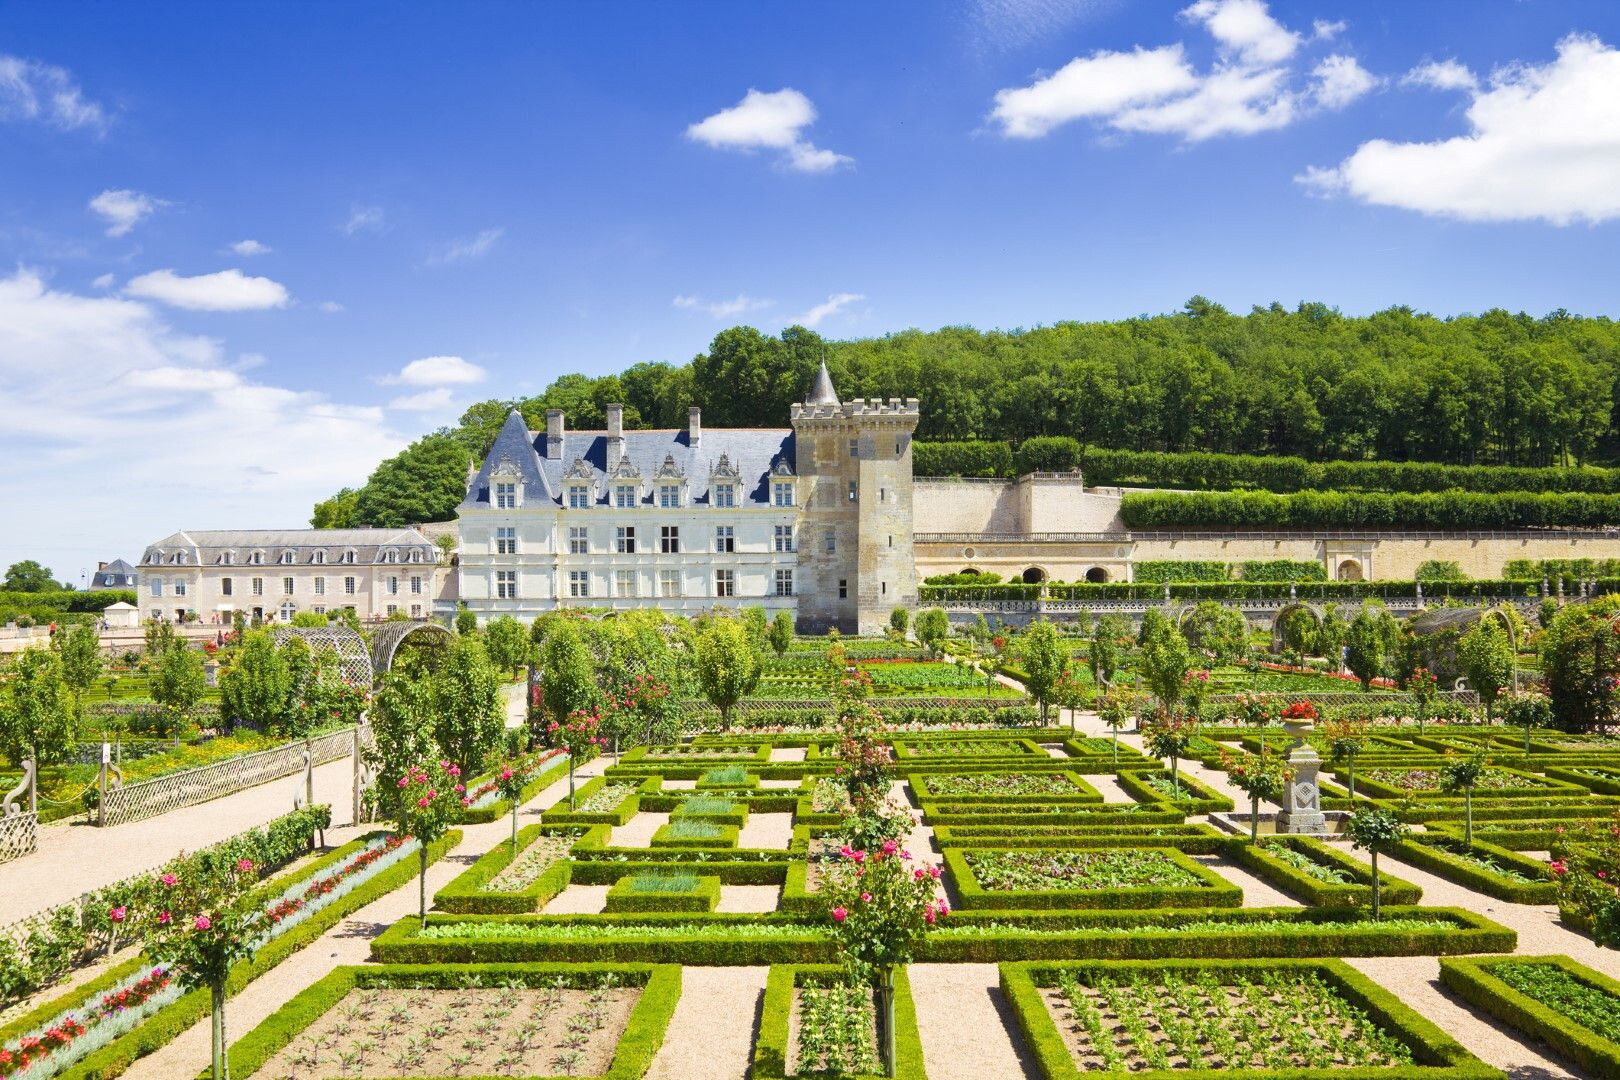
{"left": 806, "top": 357, "right": 839, "bottom": 406}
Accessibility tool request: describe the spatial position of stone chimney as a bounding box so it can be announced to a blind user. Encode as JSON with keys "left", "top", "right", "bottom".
{"left": 545, "top": 408, "right": 565, "bottom": 459}
{"left": 688, "top": 406, "right": 702, "bottom": 448}
{"left": 97, "top": 561, "right": 108, "bottom": 571}
{"left": 606, "top": 403, "right": 624, "bottom": 470}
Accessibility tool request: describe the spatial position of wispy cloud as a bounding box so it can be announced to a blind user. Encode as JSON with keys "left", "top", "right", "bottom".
{"left": 230, "top": 239, "right": 271, "bottom": 256}
{"left": 1401, "top": 58, "right": 1478, "bottom": 93}
{"left": 0, "top": 54, "right": 106, "bottom": 132}
{"left": 343, "top": 205, "right": 387, "bottom": 236}
{"left": 380, "top": 355, "right": 487, "bottom": 387}
{"left": 793, "top": 292, "right": 864, "bottom": 328}
{"left": 124, "top": 269, "right": 290, "bottom": 311}
{"left": 387, "top": 388, "right": 457, "bottom": 412}
{"left": 89, "top": 189, "right": 163, "bottom": 237}
{"left": 686, "top": 89, "right": 851, "bottom": 172}
{"left": 673, "top": 293, "right": 774, "bottom": 319}
{"left": 427, "top": 227, "right": 504, "bottom": 265}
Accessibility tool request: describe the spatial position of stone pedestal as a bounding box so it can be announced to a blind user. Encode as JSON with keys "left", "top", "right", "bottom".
{"left": 1277, "top": 719, "right": 1326, "bottom": 834}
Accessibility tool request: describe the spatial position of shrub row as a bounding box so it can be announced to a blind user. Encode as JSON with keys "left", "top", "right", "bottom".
{"left": 433, "top": 823, "right": 579, "bottom": 914}
{"left": 1439, "top": 955, "right": 1620, "bottom": 1080}
{"left": 1121, "top": 488, "right": 1620, "bottom": 529}
{"left": 1389, "top": 837, "right": 1557, "bottom": 903}
{"left": 922, "top": 579, "right": 1541, "bottom": 602}
{"left": 754, "top": 965, "right": 926, "bottom": 1080}
{"left": 1227, "top": 837, "right": 1423, "bottom": 908}
{"left": 942, "top": 846, "right": 1241, "bottom": 910}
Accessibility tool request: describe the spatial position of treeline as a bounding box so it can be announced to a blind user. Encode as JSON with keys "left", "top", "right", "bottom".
{"left": 915, "top": 440, "right": 1620, "bottom": 494}
{"left": 1120, "top": 490, "right": 1620, "bottom": 530}
{"left": 313, "top": 300, "right": 1620, "bottom": 525}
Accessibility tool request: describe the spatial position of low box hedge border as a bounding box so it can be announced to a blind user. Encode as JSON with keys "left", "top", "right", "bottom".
{"left": 667, "top": 798, "right": 750, "bottom": 826}
{"left": 1542, "top": 765, "right": 1620, "bottom": 797}
{"left": 932, "top": 830, "right": 1230, "bottom": 856}
{"left": 539, "top": 775, "right": 657, "bottom": 826}
{"left": 919, "top": 804, "right": 1186, "bottom": 827}
{"left": 1113, "top": 769, "right": 1235, "bottom": 813}
{"left": 752, "top": 964, "right": 927, "bottom": 1080}
{"left": 908, "top": 770, "right": 1104, "bottom": 804}
{"left": 943, "top": 846, "right": 1241, "bottom": 911}
{"left": 1386, "top": 799, "right": 1620, "bottom": 825}
{"left": 1227, "top": 836, "right": 1423, "bottom": 908}
{"left": 890, "top": 737, "right": 1047, "bottom": 760}
{"left": 1351, "top": 765, "right": 1582, "bottom": 801}
{"left": 433, "top": 822, "right": 582, "bottom": 914}
{"left": 604, "top": 874, "right": 722, "bottom": 913}
{"left": 1001, "top": 957, "right": 1502, "bottom": 1080}
{"left": 1438, "top": 954, "right": 1620, "bottom": 1080}
{"left": 50, "top": 828, "right": 462, "bottom": 1080}
{"left": 1388, "top": 836, "right": 1557, "bottom": 903}
{"left": 568, "top": 859, "right": 787, "bottom": 886}
{"left": 457, "top": 752, "right": 570, "bottom": 824}
{"left": 214, "top": 961, "right": 680, "bottom": 1080}
{"left": 650, "top": 822, "right": 740, "bottom": 848}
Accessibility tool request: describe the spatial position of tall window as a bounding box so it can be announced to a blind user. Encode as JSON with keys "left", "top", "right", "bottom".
{"left": 314, "top": 577, "right": 325, "bottom": 596}
{"left": 775, "top": 569, "right": 794, "bottom": 597}
{"left": 614, "top": 484, "right": 636, "bottom": 509}
{"left": 221, "top": 578, "right": 233, "bottom": 597}
{"left": 410, "top": 576, "right": 422, "bottom": 594}
{"left": 388, "top": 576, "right": 399, "bottom": 595}
{"left": 386, "top": 604, "right": 397, "bottom": 617}
{"left": 848, "top": 480, "right": 858, "bottom": 502}
{"left": 283, "top": 577, "right": 295, "bottom": 596}
{"left": 312, "top": 550, "right": 325, "bottom": 565}
{"left": 281, "top": 603, "right": 297, "bottom": 621}
{"left": 772, "top": 481, "right": 794, "bottom": 507}
{"left": 221, "top": 551, "right": 234, "bottom": 566}
{"left": 712, "top": 484, "right": 735, "bottom": 509}
{"left": 568, "top": 485, "right": 590, "bottom": 509}
{"left": 615, "top": 569, "right": 637, "bottom": 597}
{"left": 495, "top": 482, "right": 517, "bottom": 509}
{"left": 251, "top": 577, "right": 264, "bottom": 596}
{"left": 343, "top": 576, "right": 356, "bottom": 595}
{"left": 495, "top": 527, "right": 517, "bottom": 555}
{"left": 838, "top": 579, "right": 848, "bottom": 599}
{"left": 660, "top": 526, "right": 680, "bottom": 554}
{"left": 849, "top": 438, "right": 859, "bottom": 458}
{"left": 659, "top": 484, "right": 680, "bottom": 508}
{"left": 714, "top": 526, "right": 735, "bottom": 554}
{"left": 250, "top": 551, "right": 263, "bottom": 565}
{"left": 824, "top": 531, "right": 836, "bottom": 554}
{"left": 659, "top": 569, "right": 681, "bottom": 597}
{"left": 773, "top": 525, "right": 794, "bottom": 553}
{"left": 495, "top": 570, "right": 517, "bottom": 599}
{"left": 410, "top": 604, "right": 422, "bottom": 618}
{"left": 569, "top": 526, "right": 589, "bottom": 555}
{"left": 568, "top": 570, "right": 590, "bottom": 598}
{"left": 616, "top": 526, "right": 636, "bottom": 554}
{"left": 715, "top": 569, "right": 735, "bottom": 597}
{"left": 173, "top": 580, "right": 187, "bottom": 597}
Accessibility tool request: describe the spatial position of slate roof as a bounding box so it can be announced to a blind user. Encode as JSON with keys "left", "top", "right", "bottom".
{"left": 140, "top": 528, "right": 436, "bottom": 567}
{"left": 462, "top": 410, "right": 796, "bottom": 509}
{"left": 91, "top": 559, "right": 137, "bottom": 587}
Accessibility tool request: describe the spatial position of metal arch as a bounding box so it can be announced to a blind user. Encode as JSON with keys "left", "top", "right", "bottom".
{"left": 1270, "top": 601, "right": 1325, "bottom": 653}
{"left": 369, "top": 620, "right": 455, "bottom": 678}
{"left": 270, "top": 626, "right": 373, "bottom": 688}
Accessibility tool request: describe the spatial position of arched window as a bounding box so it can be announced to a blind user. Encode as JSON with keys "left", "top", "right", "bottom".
{"left": 221, "top": 551, "right": 235, "bottom": 566}
{"left": 1021, "top": 567, "right": 1047, "bottom": 585}
{"left": 251, "top": 550, "right": 264, "bottom": 566}
{"left": 1085, "top": 567, "right": 1110, "bottom": 584}
{"left": 279, "top": 550, "right": 295, "bottom": 565}
{"left": 313, "top": 550, "right": 326, "bottom": 565}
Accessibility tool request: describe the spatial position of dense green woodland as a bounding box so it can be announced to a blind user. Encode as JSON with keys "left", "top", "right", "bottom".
{"left": 313, "top": 300, "right": 1620, "bottom": 527}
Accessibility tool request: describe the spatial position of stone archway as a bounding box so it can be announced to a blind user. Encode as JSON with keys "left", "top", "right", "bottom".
{"left": 1085, "top": 567, "right": 1110, "bottom": 584}
{"left": 1021, "top": 566, "right": 1047, "bottom": 585}
{"left": 1336, "top": 560, "right": 1364, "bottom": 582}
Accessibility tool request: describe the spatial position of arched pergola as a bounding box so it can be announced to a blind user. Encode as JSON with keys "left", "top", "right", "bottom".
{"left": 369, "top": 621, "right": 455, "bottom": 679}
{"left": 1270, "top": 602, "right": 1325, "bottom": 653}
{"left": 271, "top": 625, "right": 373, "bottom": 688}
{"left": 1407, "top": 605, "right": 1520, "bottom": 692}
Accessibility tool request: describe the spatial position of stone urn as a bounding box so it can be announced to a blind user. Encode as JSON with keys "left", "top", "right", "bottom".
{"left": 1277, "top": 703, "right": 1325, "bottom": 834}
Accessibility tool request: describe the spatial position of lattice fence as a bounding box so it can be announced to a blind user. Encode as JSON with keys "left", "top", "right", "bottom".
{"left": 0, "top": 812, "right": 35, "bottom": 866}
{"left": 99, "top": 727, "right": 355, "bottom": 827}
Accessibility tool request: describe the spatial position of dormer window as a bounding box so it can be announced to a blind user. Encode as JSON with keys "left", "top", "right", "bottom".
{"left": 383, "top": 549, "right": 397, "bottom": 564}
{"left": 343, "top": 549, "right": 357, "bottom": 565}
{"left": 221, "top": 551, "right": 234, "bottom": 566}
{"left": 495, "top": 482, "right": 518, "bottom": 510}
{"left": 772, "top": 480, "right": 795, "bottom": 507}
{"left": 172, "top": 552, "right": 186, "bottom": 565}
{"left": 313, "top": 550, "right": 326, "bottom": 565}
{"left": 658, "top": 484, "right": 682, "bottom": 509}
{"left": 279, "top": 550, "right": 295, "bottom": 565}
{"left": 713, "top": 484, "right": 735, "bottom": 509}
{"left": 250, "top": 551, "right": 264, "bottom": 566}
{"left": 614, "top": 484, "right": 637, "bottom": 509}
{"left": 568, "top": 484, "right": 590, "bottom": 509}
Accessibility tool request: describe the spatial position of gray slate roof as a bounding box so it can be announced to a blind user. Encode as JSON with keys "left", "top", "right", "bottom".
{"left": 140, "top": 528, "right": 436, "bottom": 567}
{"left": 462, "top": 411, "right": 796, "bottom": 509}
{"left": 91, "top": 558, "right": 137, "bottom": 586}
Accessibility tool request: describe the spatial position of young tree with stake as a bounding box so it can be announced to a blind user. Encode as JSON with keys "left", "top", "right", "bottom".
{"left": 1346, "top": 807, "right": 1410, "bottom": 920}
{"left": 1440, "top": 752, "right": 1487, "bottom": 848}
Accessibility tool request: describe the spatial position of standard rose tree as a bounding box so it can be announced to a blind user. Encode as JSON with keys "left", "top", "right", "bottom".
{"left": 548, "top": 708, "right": 607, "bottom": 808}
{"left": 393, "top": 760, "right": 461, "bottom": 928}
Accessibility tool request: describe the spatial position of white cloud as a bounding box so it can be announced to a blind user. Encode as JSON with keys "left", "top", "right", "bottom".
{"left": 1301, "top": 34, "right": 1620, "bottom": 225}
{"left": 0, "top": 268, "right": 402, "bottom": 579}
{"left": 230, "top": 239, "right": 271, "bottom": 256}
{"left": 686, "top": 88, "right": 851, "bottom": 172}
{"left": 793, "top": 292, "right": 864, "bottom": 328}
{"left": 91, "top": 273, "right": 115, "bottom": 289}
{"left": 382, "top": 355, "right": 487, "bottom": 387}
{"left": 387, "top": 388, "right": 456, "bottom": 412}
{"left": 0, "top": 54, "right": 106, "bottom": 132}
{"left": 89, "top": 189, "right": 161, "bottom": 237}
{"left": 1311, "top": 54, "right": 1379, "bottom": 109}
{"left": 318, "top": 300, "right": 344, "bottom": 314}
{"left": 124, "top": 269, "right": 290, "bottom": 311}
{"left": 343, "top": 205, "right": 387, "bottom": 235}
{"left": 1181, "top": 0, "right": 1299, "bottom": 65}
{"left": 1402, "top": 59, "right": 1479, "bottom": 93}
{"left": 673, "top": 293, "right": 774, "bottom": 319}
{"left": 989, "top": 0, "right": 1371, "bottom": 142}
{"left": 1312, "top": 19, "right": 1346, "bottom": 42}
{"left": 428, "top": 227, "right": 504, "bottom": 264}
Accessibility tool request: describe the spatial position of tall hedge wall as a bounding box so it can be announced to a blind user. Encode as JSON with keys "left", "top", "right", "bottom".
{"left": 1120, "top": 489, "right": 1620, "bottom": 529}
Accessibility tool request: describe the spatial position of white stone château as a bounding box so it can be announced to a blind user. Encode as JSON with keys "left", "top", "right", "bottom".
{"left": 455, "top": 362, "right": 919, "bottom": 634}
{"left": 138, "top": 528, "right": 445, "bottom": 624}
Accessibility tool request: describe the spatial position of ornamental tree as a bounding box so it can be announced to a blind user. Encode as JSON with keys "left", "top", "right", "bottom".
{"left": 1540, "top": 596, "right": 1620, "bottom": 733}
{"left": 913, "top": 608, "right": 949, "bottom": 659}
{"left": 537, "top": 619, "right": 598, "bottom": 732}
{"left": 219, "top": 630, "right": 291, "bottom": 732}
{"left": 693, "top": 617, "right": 761, "bottom": 730}
{"left": 1097, "top": 686, "right": 1135, "bottom": 764}
{"left": 432, "top": 635, "right": 505, "bottom": 779}
{"left": 822, "top": 840, "right": 948, "bottom": 1077}
{"left": 483, "top": 615, "right": 532, "bottom": 677}
{"left": 1501, "top": 692, "right": 1553, "bottom": 754}
{"left": 1439, "top": 752, "right": 1488, "bottom": 849}
{"left": 1233, "top": 692, "right": 1281, "bottom": 753}
{"left": 393, "top": 760, "right": 461, "bottom": 927}
{"left": 1345, "top": 807, "right": 1410, "bottom": 919}
{"left": 1018, "top": 620, "right": 1067, "bottom": 722}
{"left": 367, "top": 669, "right": 441, "bottom": 805}
{"left": 1345, "top": 609, "right": 1386, "bottom": 691}
{"left": 1219, "top": 748, "right": 1290, "bottom": 844}
{"left": 151, "top": 640, "right": 206, "bottom": 734}
{"left": 1142, "top": 711, "right": 1198, "bottom": 798}
{"left": 54, "top": 624, "right": 103, "bottom": 719}
{"left": 1320, "top": 716, "right": 1370, "bottom": 799}
{"left": 141, "top": 854, "right": 261, "bottom": 1080}
{"left": 1088, "top": 615, "right": 1125, "bottom": 687}
{"left": 1457, "top": 619, "right": 1515, "bottom": 721}
{"left": 887, "top": 607, "right": 909, "bottom": 640}
{"left": 767, "top": 610, "right": 795, "bottom": 658}
{"left": 1139, "top": 619, "right": 1193, "bottom": 716}
{"left": 0, "top": 646, "right": 76, "bottom": 768}
{"left": 1404, "top": 667, "right": 1440, "bottom": 733}
{"left": 547, "top": 708, "right": 606, "bottom": 808}
{"left": 493, "top": 762, "right": 527, "bottom": 856}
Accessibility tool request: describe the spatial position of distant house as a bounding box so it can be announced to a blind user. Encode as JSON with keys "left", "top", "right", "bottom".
{"left": 91, "top": 559, "right": 138, "bottom": 590}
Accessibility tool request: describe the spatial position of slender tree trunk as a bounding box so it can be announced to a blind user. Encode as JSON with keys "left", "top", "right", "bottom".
{"left": 510, "top": 801, "right": 519, "bottom": 857}
{"left": 1348, "top": 757, "right": 1357, "bottom": 801}
{"left": 1524, "top": 723, "right": 1532, "bottom": 754}
{"left": 1250, "top": 794, "right": 1259, "bottom": 844}
{"left": 568, "top": 757, "right": 577, "bottom": 810}
{"left": 1464, "top": 788, "right": 1474, "bottom": 849}
{"left": 1371, "top": 851, "right": 1381, "bottom": 920}
{"left": 877, "top": 966, "right": 897, "bottom": 1078}
{"left": 1111, "top": 731, "right": 1118, "bottom": 764}
{"left": 1170, "top": 756, "right": 1180, "bottom": 799}
{"left": 418, "top": 846, "right": 428, "bottom": 929}
{"left": 211, "top": 984, "right": 226, "bottom": 1080}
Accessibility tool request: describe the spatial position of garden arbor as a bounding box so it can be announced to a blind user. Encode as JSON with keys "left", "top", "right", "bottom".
{"left": 1406, "top": 606, "right": 1519, "bottom": 695}
{"left": 1270, "top": 602, "right": 1324, "bottom": 654}
{"left": 269, "top": 620, "right": 455, "bottom": 689}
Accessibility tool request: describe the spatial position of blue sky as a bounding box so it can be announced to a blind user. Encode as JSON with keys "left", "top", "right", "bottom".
{"left": 3, "top": 0, "right": 1620, "bottom": 582}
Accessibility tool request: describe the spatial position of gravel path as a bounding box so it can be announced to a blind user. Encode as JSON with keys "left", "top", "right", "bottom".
{"left": 717, "top": 885, "right": 781, "bottom": 913}
{"left": 0, "top": 756, "right": 359, "bottom": 924}
{"left": 644, "top": 966, "right": 768, "bottom": 1080}
{"left": 739, "top": 812, "right": 794, "bottom": 849}
{"left": 610, "top": 811, "right": 670, "bottom": 847}
{"left": 116, "top": 757, "right": 607, "bottom": 1080}
{"left": 911, "top": 964, "right": 1039, "bottom": 1080}
{"left": 1193, "top": 853, "right": 1304, "bottom": 907}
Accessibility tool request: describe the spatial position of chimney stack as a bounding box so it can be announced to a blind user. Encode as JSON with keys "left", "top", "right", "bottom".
{"left": 545, "top": 408, "right": 565, "bottom": 459}
{"left": 606, "top": 403, "right": 624, "bottom": 470}
{"left": 688, "top": 406, "right": 702, "bottom": 448}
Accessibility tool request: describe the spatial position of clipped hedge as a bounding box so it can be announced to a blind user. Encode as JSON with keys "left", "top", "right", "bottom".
{"left": 1439, "top": 955, "right": 1620, "bottom": 1080}
{"left": 433, "top": 823, "right": 579, "bottom": 914}
{"left": 1122, "top": 488, "right": 1620, "bottom": 529}
{"left": 457, "top": 752, "right": 570, "bottom": 825}
{"left": 913, "top": 440, "right": 1014, "bottom": 478}
{"left": 753, "top": 964, "right": 926, "bottom": 1080}
{"left": 1389, "top": 837, "right": 1557, "bottom": 903}
{"left": 1228, "top": 837, "right": 1423, "bottom": 908}
{"left": 604, "top": 874, "right": 721, "bottom": 913}
{"left": 943, "top": 846, "right": 1240, "bottom": 910}
{"left": 1114, "top": 769, "right": 1234, "bottom": 813}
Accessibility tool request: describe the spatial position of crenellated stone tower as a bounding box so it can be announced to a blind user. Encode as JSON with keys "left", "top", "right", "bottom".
{"left": 791, "top": 361, "right": 921, "bottom": 634}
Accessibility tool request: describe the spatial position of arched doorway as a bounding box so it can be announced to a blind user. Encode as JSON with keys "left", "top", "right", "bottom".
{"left": 1085, "top": 567, "right": 1109, "bottom": 583}
{"left": 1021, "top": 567, "right": 1047, "bottom": 585}
{"left": 959, "top": 567, "right": 982, "bottom": 576}
{"left": 1336, "top": 560, "right": 1364, "bottom": 582}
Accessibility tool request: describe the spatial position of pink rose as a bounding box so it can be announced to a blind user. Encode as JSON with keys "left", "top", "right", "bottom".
{"left": 417, "top": 796, "right": 430, "bottom": 808}
{"left": 860, "top": 892, "right": 872, "bottom": 903}
{"left": 160, "top": 874, "right": 177, "bottom": 887}
{"left": 831, "top": 906, "right": 847, "bottom": 923}
{"left": 881, "top": 840, "right": 898, "bottom": 855}
{"left": 929, "top": 866, "right": 942, "bottom": 879}
{"left": 500, "top": 769, "right": 513, "bottom": 781}
{"left": 157, "top": 911, "right": 171, "bottom": 925}
{"left": 193, "top": 915, "right": 211, "bottom": 931}
{"left": 397, "top": 777, "right": 409, "bottom": 788}
{"left": 454, "top": 784, "right": 465, "bottom": 793}
{"left": 237, "top": 858, "right": 254, "bottom": 872}
{"left": 109, "top": 906, "right": 127, "bottom": 923}
{"left": 427, "top": 789, "right": 437, "bottom": 800}
{"left": 449, "top": 765, "right": 460, "bottom": 776}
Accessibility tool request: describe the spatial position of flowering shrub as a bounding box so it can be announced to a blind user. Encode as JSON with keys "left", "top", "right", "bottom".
{"left": 1280, "top": 700, "right": 1319, "bottom": 722}
{"left": 393, "top": 760, "right": 461, "bottom": 927}
{"left": 1550, "top": 814, "right": 1620, "bottom": 946}
{"left": 1142, "top": 711, "right": 1199, "bottom": 797}
{"left": 1320, "top": 716, "right": 1370, "bottom": 799}
{"left": 1405, "top": 668, "right": 1439, "bottom": 731}
{"left": 546, "top": 708, "right": 608, "bottom": 808}
{"left": 1181, "top": 669, "right": 1211, "bottom": 715}
{"left": 1219, "top": 748, "right": 1291, "bottom": 844}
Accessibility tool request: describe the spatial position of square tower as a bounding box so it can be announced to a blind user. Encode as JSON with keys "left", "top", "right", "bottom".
{"left": 790, "top": 362, "right": 920, "bottom": 634}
